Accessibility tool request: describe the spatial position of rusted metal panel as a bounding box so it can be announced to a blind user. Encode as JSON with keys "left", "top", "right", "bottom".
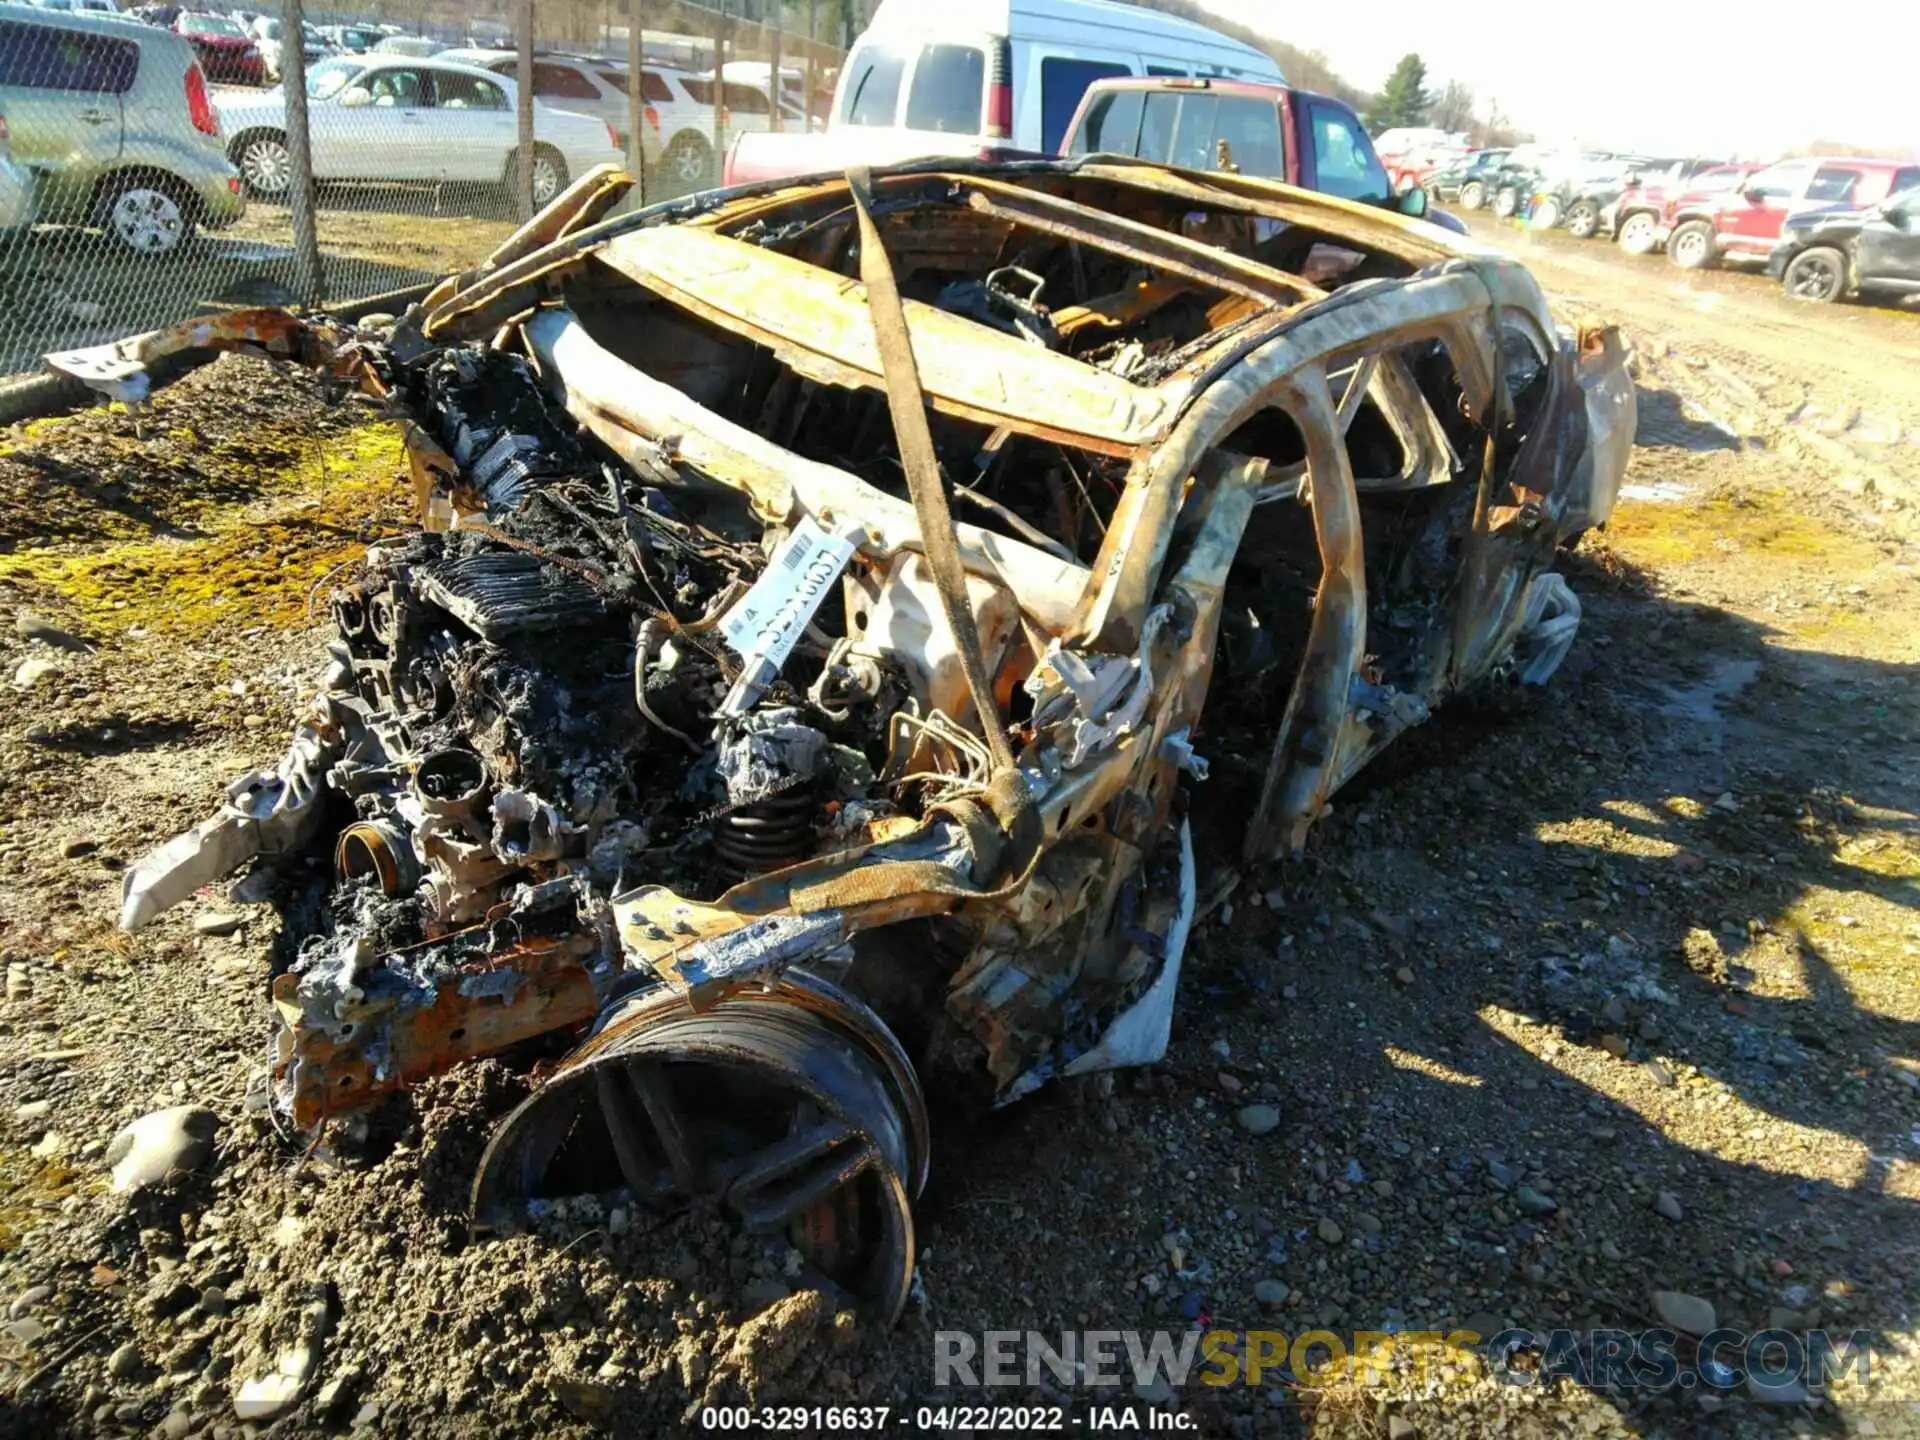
{"left": 595, "top": 226, "right": 1183, "bottom": 450}
{"left": 1243, "top": 366, "right": 1367, "bottom": 858}
{"left": 271, "top": 938, "right": 599, "bottom": 1130}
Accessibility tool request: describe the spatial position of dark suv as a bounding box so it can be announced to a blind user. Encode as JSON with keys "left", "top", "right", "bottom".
{"left": 1424, "top": 148, "right": 1509, "bottom": 209}
{"left": 1769, "top": 187, "right": 1920, "bottom": 304}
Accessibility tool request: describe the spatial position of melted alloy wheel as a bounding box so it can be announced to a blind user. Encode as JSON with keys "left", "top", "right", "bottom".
{"left": 472, "top": 973, "right": 928, "bottom": 1323}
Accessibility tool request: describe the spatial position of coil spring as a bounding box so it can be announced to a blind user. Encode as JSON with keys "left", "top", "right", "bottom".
{"left": 712, "top": 786, "right": 817, "bottom": 874}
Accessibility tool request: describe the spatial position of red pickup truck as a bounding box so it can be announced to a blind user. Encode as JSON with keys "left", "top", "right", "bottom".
{"left": 725, "top": 74, "right": 1453, "bottom": 236}
{"left": 1061, "top": 76, "right": 1450, "bottom": 227}
{"left": 1665, "top": 155, "right": 1920, "bottom": 270}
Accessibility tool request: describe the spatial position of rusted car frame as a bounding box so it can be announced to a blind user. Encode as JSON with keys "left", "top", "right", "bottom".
{"left": 89, "top": 157, "right": 1634, "bottom": 1322}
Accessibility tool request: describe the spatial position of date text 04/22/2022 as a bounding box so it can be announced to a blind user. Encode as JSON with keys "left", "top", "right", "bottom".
{"left": 696, "top": 1405, "right": 1197, "bottom": 1431}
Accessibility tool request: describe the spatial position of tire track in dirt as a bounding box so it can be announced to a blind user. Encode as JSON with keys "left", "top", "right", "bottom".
{"left": 1466, "top": 218, "right": 1920, "bottom": 520}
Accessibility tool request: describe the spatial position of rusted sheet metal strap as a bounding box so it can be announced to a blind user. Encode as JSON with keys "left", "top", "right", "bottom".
{"left": 956, "top": 171, "right": 1317, "bottom": 305}
{"left": 961, "top": 187, "right": 1301, "bottom": 309}
{"left": 847, "top": 165, "right": 1016, "bottom": 776}
{"left": 483, "top": 163, "right": 634, "bottom": 271}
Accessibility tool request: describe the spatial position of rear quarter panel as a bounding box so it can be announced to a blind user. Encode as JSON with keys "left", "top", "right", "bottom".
{"left": 538, "top": 108, "right": 622, "bottom": 176}
{"left": 112, "top": 130, "right": 242, "bottom": 219}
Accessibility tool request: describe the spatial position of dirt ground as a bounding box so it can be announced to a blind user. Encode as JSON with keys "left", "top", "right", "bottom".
{"left": 0, "top": 211, "right": 1916, "bottom": 1440}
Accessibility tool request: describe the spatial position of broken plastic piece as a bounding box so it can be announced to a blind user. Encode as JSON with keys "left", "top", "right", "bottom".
{"left": 120, "top": 718, "right": 338, "bottom": 930}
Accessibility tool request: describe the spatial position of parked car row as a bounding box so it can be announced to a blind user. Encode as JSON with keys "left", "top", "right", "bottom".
{"left": 1, "top": 0, "right": 822, "bottom": 260}
{"left": 31, "top": 0, "right": 813, "bottom": 191}
{"left": 437, "top": 47, "right": 810, "bottom": 186}
{"left": 216, "top": 53, "right": 621, "bottom": 208}
{"left": 1413, "top": 141, "right": 1920, "bottom": 310}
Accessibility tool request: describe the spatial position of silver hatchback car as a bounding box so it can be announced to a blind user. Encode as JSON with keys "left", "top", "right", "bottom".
{"left": 0, "top": 0, "right": 244, "bottom": 253}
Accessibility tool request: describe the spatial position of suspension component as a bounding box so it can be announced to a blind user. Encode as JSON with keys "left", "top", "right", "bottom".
{"left": 711, "top": 785, "right": 818, "bottom": 874}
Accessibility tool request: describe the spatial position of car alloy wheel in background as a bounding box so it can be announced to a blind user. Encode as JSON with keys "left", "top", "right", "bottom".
{"left": 1459, "top": 179, "right": 1485, "bottom": 210}
{"left": 1668, "top": 221, "right": 1716, "bottom": 270}
{"left": 531, "top": 151, "right": 565, "bottom": 206}
{"left": 1783, "top": 247, "right": 1846, "bottom": 303}
{"left": 1567, "top": 202, "right": 1600, "bottom": 240}
{"left": 1617, "top": 212, "right": 1659, "bottom": 255}
{"left": 106, "top": 185, "right": 186, "bottom": 256}
{"left": 1531, "top": 197, "right": 1562, "bottom": 231}
{"left": 664, "top": 133, "right": 712, "bottom": 188}
{"left": 237, "top": 134, "right": 293, "bottom": 198}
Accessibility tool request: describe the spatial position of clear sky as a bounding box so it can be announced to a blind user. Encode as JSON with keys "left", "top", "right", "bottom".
{"left": 1190, "top": 0, "right": 1920, "bottom": 158}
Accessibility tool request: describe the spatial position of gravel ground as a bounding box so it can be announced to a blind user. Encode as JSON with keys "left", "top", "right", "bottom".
{"left": 0, "top": 220, "right": 1916, "bottom": 1440}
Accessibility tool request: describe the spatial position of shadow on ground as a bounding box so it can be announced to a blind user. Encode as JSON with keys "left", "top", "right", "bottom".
{"left": 894, "top": 542, "right": 1917, "bottom": 1435}
{"left": 1634, "top": 386, "right": 1741, "bottom": 453}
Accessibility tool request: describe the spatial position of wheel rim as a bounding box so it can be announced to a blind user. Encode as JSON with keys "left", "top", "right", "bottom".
{"left": 1674, "top": 231, "right": 1705, "bottom": 266}
{"left": 1789, "top": 257, "right": 1837, "bottom": 300}
{"left": 1569, "top": 206, "right": 1597, "bottom": 237}
{"left": 472, "top": 974, "right": 927, "bottom": 1324}
{"left": 1620, "top": 215, "right": 1655, "bottom": 250}
{"left": 1495, "top": 191, "right": 1515, "bottom": 217}
{"left": 531, "top": 154, "right": 561, "bottom": 205}
{"left": 669, "top": 141, "right": 706, "bottom": 184}
{"left": 241, "top": 138, "right": 291, "bottom": 196}
{"left": 1535, "top": 202, "right": 1559, "bottom": 229}
{"left": 1462, "top": 182, "right": 1483, "bottom": 208}
{"left": 109, "top": 188, "right": 183, "bottom": 254}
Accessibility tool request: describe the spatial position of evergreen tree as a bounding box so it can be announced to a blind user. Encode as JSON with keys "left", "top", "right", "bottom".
{"left": 1369, "top": 53, "right": 1432, "bottom": 131}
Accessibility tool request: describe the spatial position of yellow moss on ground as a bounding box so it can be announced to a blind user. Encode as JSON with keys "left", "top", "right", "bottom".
{"left": 1834, "top": 833, "right": 1920, "bottom": 881}
{"left": 0, "top": 411, "right": 80, "bottom": 449}
{"left": 0, "top": 422, "right": 408, "bottom": 635}
{"left": 0, "top": 1145, "right": 88, "bottom": 1253}
{"left": 1778, "top": 604, "right": 1886, "bottom": 649}
{"left": 1605, "top": 488, "right": 1879, "bottom": 571}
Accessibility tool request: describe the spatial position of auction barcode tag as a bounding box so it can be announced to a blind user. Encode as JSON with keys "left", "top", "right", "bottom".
{"left": 720, "top": 516, "right": 857, "bottom": 671}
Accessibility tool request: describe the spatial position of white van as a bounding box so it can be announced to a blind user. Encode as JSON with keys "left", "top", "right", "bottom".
{"left": 849, "top": 0, "right": 1280, "bottom": 155}
{"left": 724, "top": 0, "right": 1281, "bottom": 187}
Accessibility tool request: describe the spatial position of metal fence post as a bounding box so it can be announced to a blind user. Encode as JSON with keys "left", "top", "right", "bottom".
{"left": 769, "top": 1, "right": 783, "bottom": 133}
{"left": 712, "top": 0, "right": 727, "bottom": 166}
{"left": 626, "top": 0, "right": 646, "bottom": 199}
{"left": 281, "top": 0, "right": 323, "bottom": 307}
{"left": 515, "top": 0, "right": 535, "bottom": 221}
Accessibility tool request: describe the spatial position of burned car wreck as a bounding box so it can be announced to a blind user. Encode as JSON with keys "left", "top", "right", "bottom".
{"left": 92, "top": 157, "right": 1633, "bottom": 1322}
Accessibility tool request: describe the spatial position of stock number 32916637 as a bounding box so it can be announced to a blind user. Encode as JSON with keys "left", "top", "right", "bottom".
{"left": 698, "top": 1405, "right": 1071, "bottom": 1431}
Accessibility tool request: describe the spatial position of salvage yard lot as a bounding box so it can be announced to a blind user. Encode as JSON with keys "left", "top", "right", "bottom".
{"left": 0, "top": 207, "right": 1917, "bottom": 1440}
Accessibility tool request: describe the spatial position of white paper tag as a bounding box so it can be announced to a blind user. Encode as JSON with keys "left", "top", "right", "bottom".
{"left": 720, "top": 516, "right": 857, "bottom": 671}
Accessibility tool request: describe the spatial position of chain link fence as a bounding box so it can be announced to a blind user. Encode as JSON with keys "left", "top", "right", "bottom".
{"left": 0, "top": 0, "right": 852, "bottom": 376}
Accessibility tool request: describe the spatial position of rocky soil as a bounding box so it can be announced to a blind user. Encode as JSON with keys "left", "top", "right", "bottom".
{"left": 0, "top": 221, "right": 1915, "bottom": 1439}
